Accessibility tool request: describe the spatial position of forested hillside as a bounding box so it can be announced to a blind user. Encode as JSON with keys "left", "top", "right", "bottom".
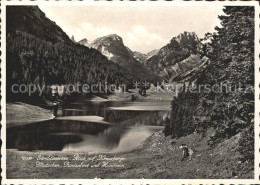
{"left": 7, "top": 6, "right": 72, "bottom": 43}
{"left": 7, "top": 32, "right": 135, "bottom": 86}
{"left": 165, "top": 6, "right": 254, "bottom": 168}
{"left": 6, "top": 6, "right": 143, "bottom": 101}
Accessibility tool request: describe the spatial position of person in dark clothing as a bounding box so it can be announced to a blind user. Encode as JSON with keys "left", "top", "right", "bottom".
{"left": 179, "top": 144, "right": 193, "bottom": 161}
{"left": 131, "top": 94, "right": 136, "bottom": 102}
{"left": 53, "top": 102, "right": 58, "bottom": 117}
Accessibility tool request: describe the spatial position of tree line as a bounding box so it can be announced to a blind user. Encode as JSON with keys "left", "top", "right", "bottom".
{"left": 7, "top": 31, "right": 140, "bottom": 101}
{"left": 164, "top": 6, "right": 254, "bottom": 166}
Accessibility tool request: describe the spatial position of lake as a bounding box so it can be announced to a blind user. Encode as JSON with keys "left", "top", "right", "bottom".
{"left": 7, "top": 98, "right": 170, "bottom": 153}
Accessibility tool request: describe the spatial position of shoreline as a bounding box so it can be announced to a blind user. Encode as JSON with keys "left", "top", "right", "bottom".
{"left": 5, "top": 96, "right": 253, "bottom": 179}
{"left": 6, "top": 130, "right": 253, "bottom": 179}
{"left": 90, "top": 87, "right": 175, "bottom": 102}
{"left": 6, "top": 102, "right": 55, "bottom": 128}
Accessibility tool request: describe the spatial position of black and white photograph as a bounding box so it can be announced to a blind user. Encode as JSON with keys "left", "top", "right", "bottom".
{"left": 1, "top": 0, "right": 259, "bottom": 184}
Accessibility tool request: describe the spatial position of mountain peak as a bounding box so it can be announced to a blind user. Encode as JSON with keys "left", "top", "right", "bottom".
{"left": 90, "top": 34, "right": 124, "bottom": 49}
{"left": 144, "top": 31, "right": 202, "bottom": 80}
{"left": 107, "top": 33, "right": 121, "bottom": 39}
{"left": 170, "top": 31, "right": 199, "bottom": 49}
{"left": 101, "top": 34, "right": 123, "bottom": 43}
{"left": 173, "top": 31, "right": 199, "bottom": 43}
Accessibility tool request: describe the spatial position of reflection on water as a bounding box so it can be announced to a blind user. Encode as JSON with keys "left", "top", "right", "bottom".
{"left": 62, "top": 125, "right": 127, "bottom": 152}
{"left": 7, "top": 99, "right": 169, "bottom": 153}
{"left": 63, "top": 126, "right": 163, "bottom": 153}
{"left": 7, "top": 120, "right": 110, "bottom": 151}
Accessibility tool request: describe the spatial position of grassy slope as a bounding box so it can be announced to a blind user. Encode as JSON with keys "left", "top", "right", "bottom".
{"left": 5, "top": 91, "right": 252, "bottom": 179}
{"left": 6, "top": 102, "right": 54, "bottom": 128}
{"left": 6, "top": 130, "right": 253, "bottom": 179}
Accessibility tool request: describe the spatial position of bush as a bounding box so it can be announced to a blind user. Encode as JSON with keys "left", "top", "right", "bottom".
{"left": 164, "top": 118, "right": 171, "bottom": 136}
{"left": 238, "top": 125, "right": 254, "bottom": 163}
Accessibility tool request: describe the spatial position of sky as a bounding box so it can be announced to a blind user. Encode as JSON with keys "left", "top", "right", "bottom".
{"left": 39, "top": 6, "right": 224, "bottom": 53}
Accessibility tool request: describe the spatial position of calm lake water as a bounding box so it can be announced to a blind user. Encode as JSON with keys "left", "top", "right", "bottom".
{"left": 7, "top": 98, "right": 170, "bottom": 153}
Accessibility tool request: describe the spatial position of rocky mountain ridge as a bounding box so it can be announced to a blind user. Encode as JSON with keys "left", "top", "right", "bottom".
{"left": 7, "top": 6, "right": 73, "bottom": 44}
{"left": 6, "top": 6, "right": 148, "bottom": 102}
{"left": 78, "top": 34, "right": 160, "bottom": 81}
{"left": 144, "top": 31, "right": 203, "bottom": 81}
{"left": 78, "top": 31, "right": 204, "bottom": 82}
{"left": 132, "top": 50, "right": 159, "bottom": 64}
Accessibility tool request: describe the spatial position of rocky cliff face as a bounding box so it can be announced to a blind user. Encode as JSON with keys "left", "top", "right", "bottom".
{"left": 80, "top": 34, "right": 160, "bottom": 81}
{"left": 132, "top": 50, "right": 159, "bottom": 64}
{"left": 86, "top": 34, "right": 130, "bottom": 61}
{"left": 144, "top": 32, "right": 203, "bottom": 81}
{"left": 146, "top": 49, "right": 159, "bottom": 59}
{"left": 132, "top": 51, "right": 147, "bottom": 63}
{"left": 174, "top": 31, "right": 201, "bottom": 51}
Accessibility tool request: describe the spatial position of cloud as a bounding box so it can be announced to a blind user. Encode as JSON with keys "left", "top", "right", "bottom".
{"left": 81, "top": 23, "right": 121, "bottom": 40}
{"left": 39, "top": 6, "right": 223, "bottom": 53}
{"left": 128, "top": 25, "right": 168, "bottom": 53}
{"left": 73, "top": 23, "right": 167, "bottom": 53}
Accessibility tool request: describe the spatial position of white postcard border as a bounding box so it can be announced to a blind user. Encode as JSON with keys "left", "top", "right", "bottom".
{"left": 1, "top": 1, "right": 259, "bottom": 184}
